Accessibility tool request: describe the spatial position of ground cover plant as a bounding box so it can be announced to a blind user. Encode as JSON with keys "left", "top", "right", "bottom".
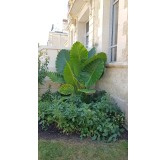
{"left": 38, "top": 41, "right": 126, "bottom": 142}
{"left": 38, "top": 90, "right": 125, "bottom": 142}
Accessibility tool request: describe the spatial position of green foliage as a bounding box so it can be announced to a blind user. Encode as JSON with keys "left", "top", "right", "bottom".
{"left": 81, "top": 59, "right": 105, "bottom": 87}
{"left": 77, "top": 88, "right": 96, "bottom": 94}
{"left": 39, "top": 90, "right": 63, "bottom": 130}
{"left": 46, "top": 41, "right": 107, "bottom": 95}
{"left": 38, "top": 91, "right": 125, "bottom": 142}
{"left": 47, "top": 71, "right": 65, "bottom": 83}
{"left": 63, "top": 60, "right": 81, "bottom": 89}
{"left": 40, "top": 86, "right": 55, "bottom": 102}
{"left": 38, "top": 101, "right": 55, "bottom": 130}
{"left": 82, "top": 52, "right": 107, "bottom": 68}
{"left": 38, "top": 52, "right": 49, "bottom": 84}
{"left": 56, "top": 49, "right": 70, "bottom": 74}
{"left": 58, "top": 84, "right": 75, "bottom": 95}
{"left": 88, "top": 47, "right": 96, "bottom": 58}
{"left": 70, "top": 41, "right": 88, "bottom": 77}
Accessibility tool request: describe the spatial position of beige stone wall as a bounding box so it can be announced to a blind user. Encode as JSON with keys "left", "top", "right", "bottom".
{"left": 96, "top": 64, "right": 128, "bottom": 125}
{"left": 48, "top": 32, "right": 68, "bottom": 48}
{"left": 39, "top": 25, "right": 70, "bottom": 97}
{"left": 38, "top": 77, "right": 60, "bottom": 97}
{"left": 117, "top": 0, "right": 128, "bottom": 62}
{"left": 95, "top": 0, "right": 128, "bottom": 125}
{"left": 67, "top": 0, "right": 128, "bottom": 125}
{"left": 38, "top": 46, "right": 60, "bottom": 72}
{"left": 38, "top": 47, "right": 59, "bottom": 97}
{"left": 38, "top": 46, "right": 69, "bottom": 97}
{"left": 79, "top": 0, "right": 128, "bottom": 124}
{"left": 90, "top": 0, "right": 101, "bottom": 50}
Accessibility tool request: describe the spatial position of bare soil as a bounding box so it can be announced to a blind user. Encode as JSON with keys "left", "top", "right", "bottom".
{"left": 38, "top": 124, "right": 128, "bottom": 142}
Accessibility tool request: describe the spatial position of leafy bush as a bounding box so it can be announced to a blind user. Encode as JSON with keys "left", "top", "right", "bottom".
{"left": 38, "top": 51, "right": 49, "bottom": 84}
{"left": 38, "top": 91, "right": 125, "bottom": 142}
{"left": 47, "top": 41, "right": 107, "bottom": 95}
{"left": 38, "top": 101, "right": 55, "bottom": 130}
{"left": 40, "top": 86, "right": 58, "bottom": 102}
{"left": 39, "top": 89, "right": 64, "bottom": 129}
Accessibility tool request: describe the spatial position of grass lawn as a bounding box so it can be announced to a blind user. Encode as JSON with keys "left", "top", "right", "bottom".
{"left": 38, "top": 139, "right": 128, "bottom": 160}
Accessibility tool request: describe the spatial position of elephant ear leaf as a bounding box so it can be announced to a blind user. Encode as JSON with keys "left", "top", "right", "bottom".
{"left": 58, "top": 84, "right": 74, "bottom": 95}
{"left": 81, "top": 59, "right": 105, "bottom": 87}
{"left": 97, "top": 52, "right": 107, "bottom": 63}
{"left": 78, "top": 88, "right": 96, "bottom": 94}
{"left": 56, "top": 49, "right": 70, "bottom": 74}
{"left": 63, "top": 61, "right": 80, "bottom": 89}
{"left": 88, "top": 47, "right": 96, "bottom": 58}
{"left": 82, "top": 52, "right": 107, "bottom": 68}
{"left": 70, "top": 41, "right": 88, "bottom": 77}
{"left": 47, "top": 71, "right": 65, "bottom": 83}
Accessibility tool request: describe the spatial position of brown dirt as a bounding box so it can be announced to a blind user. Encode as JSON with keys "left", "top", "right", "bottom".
{"left": 38, "top": 124, "right": 128, "bottom": 143}
{"left": 38, "top": 124, "right": 83, "bottom": 142}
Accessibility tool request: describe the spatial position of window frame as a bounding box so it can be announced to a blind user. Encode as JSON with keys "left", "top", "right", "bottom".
{"left": 85, "top": 21, "right": 89, "bottom": 48}
{"left": 110, "top": 0, "right": 119, "bottom": 62}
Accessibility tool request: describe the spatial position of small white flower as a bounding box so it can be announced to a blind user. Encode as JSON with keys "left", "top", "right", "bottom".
{"left": 39, "top": 56, "right": 46, "bottom": 64}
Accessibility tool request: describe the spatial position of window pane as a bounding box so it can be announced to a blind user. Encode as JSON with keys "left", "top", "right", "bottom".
{"left": 86, "top": 21, "right": 89, "bottom": 48}
{"left": 110, "top": 1, "right": 119, "bottom": 62}
{"left": 86, "top": 35, "right": 89, "bottom": 48}
{"left": 111, "top": 47, "right": 117, "bottom": 62}
{"left": 86, "top": 21, "right": 89, "bottom": 33}
{"left": 112, "top": 2, "right": 119, "bottom": 45}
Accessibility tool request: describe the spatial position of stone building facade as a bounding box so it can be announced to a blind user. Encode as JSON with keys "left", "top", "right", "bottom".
{"left": 47, "top": 31, "right": 68, "bottom": 48}
{"left": 67, "top": 0, "right": 128, "bottom": 125}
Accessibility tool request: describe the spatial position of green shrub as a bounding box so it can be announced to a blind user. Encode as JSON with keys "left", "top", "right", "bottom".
{"left": 47, "top": 41, "right": 107, "bottom": 95}
{"left": 38, "top": 91, "right": 125, "bottom": 142}
{"left": 38, "top": 101, "right": 55, "bottom": 130}
{"left": 40, "top": 86, "right": 59, "bottom": 102}
{"left": 38, "top": 51, "right": 49, "bottom": 85}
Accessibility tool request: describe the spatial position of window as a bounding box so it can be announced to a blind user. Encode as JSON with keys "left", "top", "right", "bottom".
{"left": 86, "top": 21, "right": 89, "bottom": 48}
{"left": 110, "top": 0, "right": 119, "bottom": 62}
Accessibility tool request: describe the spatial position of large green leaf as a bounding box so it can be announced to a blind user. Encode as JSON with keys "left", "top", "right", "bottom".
{"left": 78, "top": 88, "right": 96, "bottom": 94}
{"left": 56, "top": 49, "right": 70, "bottom": 74}
{"left": 47, "top": 71, "right": 65, "bottom": 83}
{"left": 81, "top": 59, "right": 105, "bottom": 87}
{"left": 88, "top": 47, "right": 96, "bottom": 58}
{"left": 82, "top": 52, "right": 107, "bottom": 68}
{"left": 63, "top": 61, "right": 80, "bottom": 89}
{"left": 58, "top": 84, "right": 74, "bottom": 95}
{"left": 70, "top": 41, "right": 88, "bottom": 77}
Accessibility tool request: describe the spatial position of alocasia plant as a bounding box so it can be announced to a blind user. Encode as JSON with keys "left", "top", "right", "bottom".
{"left": 47, "top": 41, "right": 107, "bottom": 95}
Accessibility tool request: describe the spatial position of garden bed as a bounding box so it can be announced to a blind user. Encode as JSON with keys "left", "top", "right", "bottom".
{"left": 38, "top": 90, "right": 127, "bottom": 142}
{"left": 38, "top": 124, "right": 128, "bottom": 142}
{"left": 38, "top": 42, "right": 127, "bottom": 143}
